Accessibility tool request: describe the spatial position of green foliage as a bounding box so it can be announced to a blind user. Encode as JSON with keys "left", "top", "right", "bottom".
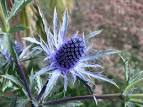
{"left": 0, "top": 0, "right": 31, "bottom": 21}
{"left": 118, "top": 53, "right": 143, "bottom": 107}
{"left": 9, "top": 24, "right": 27, "bottom": 33}
{"left": 0, "top": 0, "right": 143, "bottom": 107}
{"left": 0, "top": 96, "right": 29, "bottom": 107}
{"left": 0, "top": 0, "right": 9, "bottom": 19}
{"left": 8, "top": 0, "right": 31, "bottom": 21}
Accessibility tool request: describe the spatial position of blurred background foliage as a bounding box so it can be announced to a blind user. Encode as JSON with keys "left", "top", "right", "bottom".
{"left": 0, "top": 0, "right": 143, "bottom": 107}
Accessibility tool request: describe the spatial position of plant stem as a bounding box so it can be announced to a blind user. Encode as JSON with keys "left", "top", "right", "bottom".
{"left": 15, "top": 60, "right": 32, "bottom": 99}
{"left": 43, "top": 93, "right": 123, "bottom": 105}
{"left": 0, "top": 2, "right": 10, "bottom": 32}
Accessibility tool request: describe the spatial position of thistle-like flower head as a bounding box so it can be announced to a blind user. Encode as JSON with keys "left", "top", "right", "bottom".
{"left": 24, "top": 9, "right": 118, "bottom": 99}
{"left": 0, "top": 38, "right": 31, "bottom": 64}
{"left": 53, "top": 37, "right": 85, "bottom": 73}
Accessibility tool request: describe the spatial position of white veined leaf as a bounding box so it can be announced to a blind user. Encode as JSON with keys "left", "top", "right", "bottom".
{"left": 129, "top": 71, "right": 143, "bottom": 84}
{"left": 0, "top": 74, "right": 23, "bottom": 87}
{"left": 14, "top": 98, "right": 29, "bottom": 107}
{"left": 0, "top": 74, "right": 27, "bottom": 95}
{"left": 2, "top": 81, "right": 13, "bottom": 92}
{"left": 123, "top": 78, "right": 143, "bottom": 95}
{"left": 35, "top": 76, "right": 43, "bottom": 92}
{"left": 125, "top": 101, "right": 136, "bottom": 107}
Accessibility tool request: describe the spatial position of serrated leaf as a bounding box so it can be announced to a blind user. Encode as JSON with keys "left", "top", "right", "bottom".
{"left": 2, "top": 80, "right": 13, "bottom": 92}
{"left": 123, "top": 78, "right": 143, "bottom": 95}
{"left": 125, "top": 101, "right": 136, "bottom": 107}
{"left": 0, "top": 0, "right": 9, "bottom": 18}
{"left": 0, "top": 74, "right": 23, "bottom": 88}
{"left": 8, "top": 0, "right": 32, "bottom": 21}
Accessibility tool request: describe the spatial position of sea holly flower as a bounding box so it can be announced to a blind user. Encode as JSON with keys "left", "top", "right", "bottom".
{"left": 0, "top": 38, "right": 13, "bottom": 64}
{"left": 14, "top": 41, "right": 24, "bottom": 56}
{"left": 0, "top": 49, "right": 13, "bottom": 64}
{"left": 24, "top": 9, "right": 118, "bottom": 100}
{"left": 0, "top": 39, "right": 31, "bottom": 63}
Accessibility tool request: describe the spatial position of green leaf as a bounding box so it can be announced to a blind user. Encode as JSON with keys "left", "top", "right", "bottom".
{"left": 0, "top": 0, "right": 9, "bottom": 18}
{"left": 123, "top": 78, "right": 143, "bottom": 95}
{"left": 15, "top": 98, "right": 29, "bottom": 107}
{"left": 0, "top": 74, "right": 23, "bottom": 88}
{"left": 125, "top": 101, "right": 136, "bottom": 107}
{"left": 8, "top": 0, "right": 32, "bottom": 21}
{"left": 9, "top": 24, "right": 27, "bottom": 33}
{"left": 128, "top": 94, "right": 143, "bottom": 99}
{"left": 0, "top": 96, "right": 16, "bottom": 107}
{"left": 2, "top": 80, "right": 13, "bottom": 92}
{"left": 0, "top": 96, "right": 29, "bottom": 107}
{"left": 129, "top": 70, "right": 143, "bottom": 84}
{"left": 130, "top": 99, "right": 143, "bottom": 105}
{"left": 118, "top": 52, "right": 129, "bottom": 83}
